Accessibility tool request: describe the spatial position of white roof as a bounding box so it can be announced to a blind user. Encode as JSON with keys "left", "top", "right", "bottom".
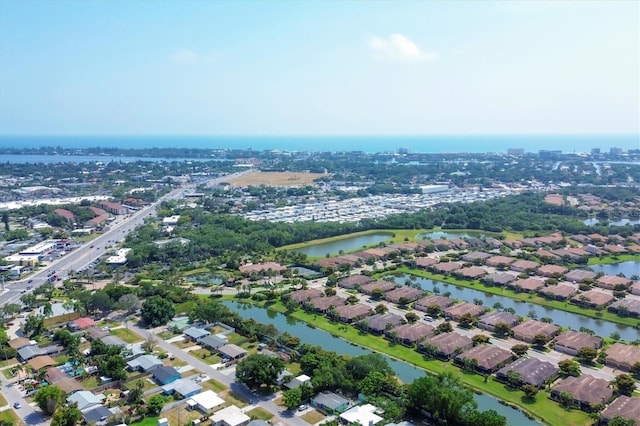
{"left": 188, "top": 390, "right": 224, "bottom": 411}
{"left": 339, "top": 404, "right": 383, "bottom": 426}
{"left": 209, "top": 405, "right": 250, "bottom": 426}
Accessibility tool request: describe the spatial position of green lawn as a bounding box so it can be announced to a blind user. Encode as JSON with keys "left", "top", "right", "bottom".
{"left": 110, "top": 327, "right": 143, "bottom": 343}
{"left": 587, "top": 254, "right": 640, "bottom": 265}
{"left": 398, "top": 267, "right": 640, "bottom": 328}
{"left": 0, "top": 409, "right": 25, "bottom": 426}
{"left": 0, "top": 392, "right": 7, "bottom": 406}
{"left": 0, "top": 358, "right": 18, "bottom": 368}
{"left": 201, "top": 378, "right": 227, "bottom": 392}
{"left": 189, "top": 348, "right": 221, "bottom": 364}
{"left": 82, "top": 376, "right": 100, "bottom": 390}
{"left": 246, "top": 407, "right": 274, "bottom": 421}
{"left": 301, "top": 410, "right": 325, "bottom": 424}
{"left": 130, "top": 416, "right": 159, "bottom": 426}
{"left": 261, "top": 300, "right": 590, "bottom": 426}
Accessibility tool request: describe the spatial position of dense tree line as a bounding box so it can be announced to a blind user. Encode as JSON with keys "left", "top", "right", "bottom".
{"left": 125, "top": 189, "right": 639, "bottom": 268}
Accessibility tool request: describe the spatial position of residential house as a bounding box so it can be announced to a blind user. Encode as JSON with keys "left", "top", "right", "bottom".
{"left": 184, "top": 327, "right": 210, "bottom": 342}
{"left": 210, "top": 405, "right": 251, "bottom": 426}
{"left": 358, "top": 313, "right": 404, "bottom": 334}
{"left": 454, "top": 345, "right": 513, "bottom": 373}
{"left": 27, "top": 355, "right": 57, "bottom": 371}
{"left": 284, "top": 374, "right": 311, "bottom": 390}
{"left": 331, "top": 304, "right": 372, "bottom": 323}
{"left": 432, "top": 262, "right": 463, "bottom": 274}
{"left": 152, "top": 366, "right": 181, "bottom": 385}
{"left": 485, "top": 256, "right": 516, "bottom": 268}
{"left": 338, "top": 274, "right": 374, "bottom": 289}
{"left": 306, "top": 296, "right": 346, "bottom": 313}
{"left": 608, "top": 298, "right": 640, "bottom": 318}
{"left": 455, "top": 267, "right": 487, "bottom": 280}
{"left": 288, "top": 289, "right": 323, "bottom": 303}
{"left": 443, "top": 302, "right": 486, "bottom": 321}
{"left": 162, "top": 378, "right": 202, "bottom": 399}
{"left": 605, "top": 343, "right": 640, "bottom": 372}
{"left": 384, "top": 287, "right": 423, "bottom": 304}
{"left": 538, "top": 283, "right": 577, "bottom": 301}
{"left": 477, "top": 311, "right": 520, "bottom": 333}
{"left": 339, "top": 403, "right": 384, "bottom": 426}
{"left": 126, "top": 355, "right": 163, "bottom": 372}
{"left": 67, "top": 390, "right": 106, "bottom": 411}
{"left": 359, "top": 280, "right": 397, "bottom": 295}
{"left": 187, "top": 390, "right": 225, "bottom": 414}
{"left": 218, "top": 344, "right": 248, "bottom": 360}
{"left": 311, "top": 391, "right": 351, "bottom": 414}
{"left": 600, "top": 396, "right": 640, "bottom": 425}
{"left": 537, "top": 265, "right": 568, "bottom": 277}
{"left": 199, "top": 334, "right": 228, "bottom": 351}
{"left": 511, "top": 320, "right": 560, "bottom": 344}
{"left": 571, "top": 290, "right": 614, "bottom": 309}
{"left": 496, "top": 357, "right": 558, "bottom": 388}
{"left": 510, "top": 259, "right": 540, "bottom": 273}
{"left": 551, "top": 375, "right": 613, "bottom": 412}
{"left": 564, "top": 270, "right": 597, "bottom": 283}
{"left": 509, "top": 277, "right": 545, "bottom": 293}
{"left": 414, "top": 295, "right": 455, "bottom": 313}
{"left": 461, "top": 252, "right": 492, "bottom": 263}
{"left": 597, "top": 275, "right": 631, "bottom": 290}
{"left": 484, "top": 272, "right": 517, "bottom": 286}
{"left": 385, "top": 323, "right": 434, "bottom": 346}
{"left": 554, "top": 331, "right": 603, "bottom": 356}
{"left": 419, "top": 332, "right": 473, "bottom": 359}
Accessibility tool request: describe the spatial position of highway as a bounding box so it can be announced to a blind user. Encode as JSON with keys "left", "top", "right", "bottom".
{"left": 0, "top": 170, "right": 252, "bottom": 308}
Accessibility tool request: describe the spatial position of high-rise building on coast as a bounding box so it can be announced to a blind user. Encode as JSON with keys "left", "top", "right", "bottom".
{"left": 507, "top": 148, "right": 524, "bottom": 155}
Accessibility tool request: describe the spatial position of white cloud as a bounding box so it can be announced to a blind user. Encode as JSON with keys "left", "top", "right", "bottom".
{"left": 366, "top": 33, "right": 438, "bottom": 63}
{"left": 170, "top": 49, "right": 217, "bottom": 65}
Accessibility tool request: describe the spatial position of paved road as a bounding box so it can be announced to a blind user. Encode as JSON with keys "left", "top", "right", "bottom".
{"left": 0, "top": 369, "right": 49, "bottom": 426}
{"left": 129, "top": 324, "right": 307, "bottom": 426}
{"left": 0, "top": 170, "right": 253, "bottom": 307}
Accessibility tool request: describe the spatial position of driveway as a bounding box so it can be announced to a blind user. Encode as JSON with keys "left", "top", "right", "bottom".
{"left": 129, "top": 324, "right": 309, "bottom": 426}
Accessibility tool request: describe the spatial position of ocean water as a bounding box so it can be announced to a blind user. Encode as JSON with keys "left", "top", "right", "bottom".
{"left": 0, "top": 134, "right": 638, "bottom": 154}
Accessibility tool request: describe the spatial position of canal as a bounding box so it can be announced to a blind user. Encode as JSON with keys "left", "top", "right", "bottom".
{"left": 590, "top": 261, "right": 640, "bottom": 278}
{"left": 296, "top": 232, "right": 393, "bottom": 257}
{"left": 223, "top": 301, "right": 540, "bottom": 426}
{"left": 389, "top": 274, "right": 638, "bottom": 341}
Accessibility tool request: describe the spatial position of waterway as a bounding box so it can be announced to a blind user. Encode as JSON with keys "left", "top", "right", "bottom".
{"left": 590, "top": 261, "right": 640, "bottom": 277}
{"left": 417, "top": 231, "right": 473, "bottom": 240}
{"left": 583, "top": 217, "right": 640, "bottom": 227}
{"left": 222, "top": 301, "right": 540, "bottom": 426}
{"left": 0, "top": 154, "right": 229, "bottom": 164}
{"left": 390, "top": 274, "right": 637, "bottom": 341}
{"left": 296, "top": 232, "right": 393, "bottom": 257}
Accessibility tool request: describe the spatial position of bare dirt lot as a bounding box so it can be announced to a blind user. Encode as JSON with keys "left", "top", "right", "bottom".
{"left": 227, "top": 171, "right": 328, "bottom": 187}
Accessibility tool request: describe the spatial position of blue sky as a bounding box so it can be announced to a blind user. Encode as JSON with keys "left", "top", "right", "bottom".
{"left": 0, "top": 1, "right": 637, "bottom": 136}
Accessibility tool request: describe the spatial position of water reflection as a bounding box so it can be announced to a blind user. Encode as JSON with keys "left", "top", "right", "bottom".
{"left": 393, "top": 274, "right": 637, "bottom": 341}
{"left": 223, "top": 301, "right": 540, "bottom": 426}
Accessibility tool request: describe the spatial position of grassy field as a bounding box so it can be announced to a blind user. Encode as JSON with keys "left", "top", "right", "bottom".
{"left": 0, "top": 358, "right": 18, "bottom": 368}
{"left": 110, "top": 327, "right": 143, "bottom": 343}
{"left": 227, "top": 171, "right": 328, "bottom": 187}
{"left": 398, "top": 267, "right": 640, "bottom": 329}
{"left": 246, "top": 407, "right": 274, "bottom": 421}
{"left": 130, "top": 416, "right": 159, "bottom": 426}
{"left": 301, "top": 409, "right": 325, "bottom": 424}
{"left": 0, "top": 409, "right": 25, "bottom": 426}
{"left": 0, "top": 392, "right": 7, "bottom": 406}
{"left": 260, "top": 300, "right": 590, "bottom": 426}
{"left": 190, "top": 348, "right": 221, "bottom": 364}
{"left": 587, "top": 254, "right": 640, "bottom": 265}
{"left": 82, "top": 376, "right": 100, "bottom": 390}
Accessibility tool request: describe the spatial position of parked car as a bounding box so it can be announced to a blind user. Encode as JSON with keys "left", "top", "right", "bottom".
{"left": 13, "top": 402, "right": 21, "bottom": 409}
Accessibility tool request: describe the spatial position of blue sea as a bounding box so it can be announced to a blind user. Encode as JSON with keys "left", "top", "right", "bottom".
{"left": 0, "top": 134, "right": 638, "bottom": 154}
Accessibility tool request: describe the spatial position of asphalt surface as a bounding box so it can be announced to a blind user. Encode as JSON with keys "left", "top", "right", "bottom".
{"left": 0, "top": 170, "right": 253, "bottom": 307}
{"left": 128, "top": 323, "right": 309, "bottom": 426}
